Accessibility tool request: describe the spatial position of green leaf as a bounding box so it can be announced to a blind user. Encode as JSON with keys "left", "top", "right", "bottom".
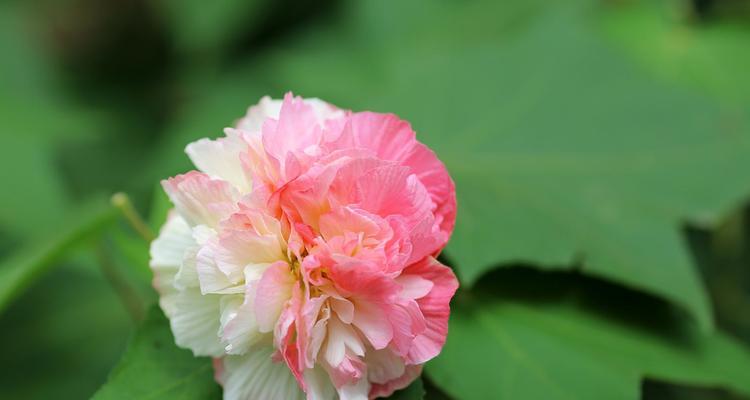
{"left": 0, "top": 199, "right": 119, "bottom": 314}
{"left": 92, "top": 306, "right": 221, "bottom": 400}
{"left": 600, "top": 0, "right": 750, "bottom": 103}
{"left": 686, "top": 204, "right": 750, "bottom": 343}
{"left": 426, "top": 269, "right": 750, "bottom": 400}
{"left": 0, "top": 259, "right": 134, "bottom": 400}
{"left": 157, "top": 0, "right": 750, "bottom": 329}
{"left": 389, "top": 378, "right": 425, "bottom": 400}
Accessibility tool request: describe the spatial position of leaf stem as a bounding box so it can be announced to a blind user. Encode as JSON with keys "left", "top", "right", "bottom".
{"left": 111, "top": 192, "right": 155, "bottom": 243}
{"left": 95, "top": 240, "right": 145, "bottom": 323}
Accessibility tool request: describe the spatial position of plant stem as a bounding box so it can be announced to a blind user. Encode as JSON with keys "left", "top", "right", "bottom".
{"left": 111, "top": 192, "right": 155, "bottom": 243}
{"left": 95, "top": 240, "right": 145, "bottom": 323}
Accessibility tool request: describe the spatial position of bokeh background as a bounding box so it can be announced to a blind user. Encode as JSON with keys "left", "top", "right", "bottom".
{"left": 1, "top": 0, "right": 750, "bottom": 399}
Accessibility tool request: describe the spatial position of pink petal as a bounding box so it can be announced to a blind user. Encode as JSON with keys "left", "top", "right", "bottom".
{"left": 350, "top": 299, "right": 393, "bottom": 350}
{"left": 255, "top": 261, "right": 296, "bottom": 333}
{"left": 161, "top": 171, "right": 239, "bottom": 227}
{"left": 368, "top": 364, "right": 422, "bottom": 399}
{"left": 401, "top": 257, "right": 458, "bottom": 364}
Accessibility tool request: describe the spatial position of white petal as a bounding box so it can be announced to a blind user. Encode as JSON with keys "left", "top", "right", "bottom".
{"left": 219, "top": 293, "right": 263, "bottom": 355}
{"left": 365, "top": 348, "right": 405, "bottom": 385}
{"left": 337, "top": 377, "right": 369, "bottom": 400}
{"left": 235, "top": 96, "right": 283, "bottom": 133}
{"left": 324, "top": 317, "right": 366, "bottom": 367}
{"left": 162, "top": 171, "right": 239, "bottom": 228}
{"left": 196, "top": 243, "right": 244, "bottom": 295}
{"left": 154, "top": 273, "right": 179, "bottom": 318}
{"left": 150, "top": 214, "right": 194, "bottom": 317}
{"left": 186, "top": 130, "right": 252, "bottom": 193}
{"left": 149, "top": 214, "right": 193, "bottom": 270}
{"left": 174, "top": 246, "right": 200, "bottom": 290}
{"left": 254, "top": 261, "right": 296, "bottom": 333}
{"left": 217, "top": 229, "right": 286, "bottom": 268}
{"left": 170, "top": 288, "right": 224, "bottom": 357}
{"left": 303, "top": 367, "right": 337, "bottom": 400}
{"left": 308, "top": 304, "right": 331, "bottom": 364}
{"left": 330, "top": 297, "right": 354, "bottom": 324}
{"left": 235, "top": 96, "right": 343, "bottom": 134}
{"left": 305, "top": 98, "right": 345, "bottom": 123}
{"left": 218, "top": 346, "right": 305, "bottom": 400}
{"left": 192, "top": 224, "right": 216, "bottom": 245}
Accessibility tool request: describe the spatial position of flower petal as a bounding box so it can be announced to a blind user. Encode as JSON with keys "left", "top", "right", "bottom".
{"left": 324, "top": 316, "right": 365, "bottom": 367}
{"left": 185, "top": 129, "right": 252, "bottom": 193}
{"left": 162, "top": 171, "right": 239, "bottom": 227}
{"left": 365, "top": 348, "right": 405, "bottom": 385}
{"left": 219, "top": 293, "right": 262, "bottom": 355}
{"left": 150, "top": 213, "right": 193, "bottom": 316}
{"left": 368, "top": 364, "right": 422, "bottom": 399}
{"left": 170, "top": 288, "right": 224, "bottom": 357}
{"left": 302, "top": 367, "right": 337, "bottom": 400}
{"left": 336, "top": 376, "right": 369, "bottom": 400}
{"left": 195, "top": 243, "right": 243, "bottom": 295}
{"left": 255, "top": 261, "right": 296, "bottom": 333}
{"left": 216, "top": 346, "right": 305, "bottom": 400}
{"left": 351, "top": 299, "right": 393, "bottom": 351}
{"left": 150, "top": 213, "right": 193, "bottom": 270}
{"left": 401, "top": 257, "right": 458, "bottom": 364}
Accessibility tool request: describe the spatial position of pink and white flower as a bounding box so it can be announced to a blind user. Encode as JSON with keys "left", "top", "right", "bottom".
{"left": 150, "top": 93, "right": 458, "bottom": 399}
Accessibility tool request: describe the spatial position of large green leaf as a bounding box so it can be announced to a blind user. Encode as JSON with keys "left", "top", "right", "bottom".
{"left": 146, "top": 0, "right": 750, "bottom": 329}
{"left": 601, "top": 0, "right": 750, "bottom": 103}
{"left": 92, "top": 307, "right": 221, "bottom": 400}
{"left": 686, "top": 204, "right": 750, "bottom": 343}
{"left": 426, "top": 268, "right": 750, "bottom": 400}
{"left": 0, "top": 259, "right": 133, "bottom": 400}
{"left": 94, "top": 306, "right": 430, "bottom": 399}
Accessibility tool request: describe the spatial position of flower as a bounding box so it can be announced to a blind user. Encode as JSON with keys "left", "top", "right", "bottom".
{"left": 150, "top": 93, "right": 458, "bottom": 400}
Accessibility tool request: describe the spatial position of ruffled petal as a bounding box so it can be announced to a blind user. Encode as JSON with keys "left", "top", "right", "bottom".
{"left": 368, "top": 364, "right": 422, "bottom": 399}
{"left": 170, "top": 289, "right": 224, "bottom": 357}
{"left": 236, "top": 95, "right": 341, "bottom": 134}
{"left": 218, "top": 293, "right": 263, "bottom": 355}
{"left": 150, "top": 213, "right": 194, "bottom": 316}
{"left": 302, "top": 367, "right": 337, "bottom": 400}
{"left": 401, "top": 257, "right": 458, "bottom": 364}
{"left": 323, "top": 316, "right": 365, "bottom": 367}
{"left": 162, "top": 171, "right": 239, "bottom": 227}
{"left": 337, "top": 376, "right": 369, "bottom": 400}
{"left": 216, "top": 346, "right": 305, "bottom": 400}
{"left": 150, "top": 213, "right": 193, "bottom": 270}
{"left": 255, "top": 261, "right": 296, "bottom": 333}
{"left": 350, "top": 299, "right": 393, "bottom": 351}
{"left": 185, "top": 129, "right": 253, "bottom": 193}
{"left": 196, "top": 242, "right": 244, "bottom": 295}
{"left": 364, "top": 348, "right": 405, "bottom": 386}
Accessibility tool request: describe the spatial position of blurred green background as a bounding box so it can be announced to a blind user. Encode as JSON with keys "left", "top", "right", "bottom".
{"left": 1, "top": 0, "right": 750, "bottom": 399}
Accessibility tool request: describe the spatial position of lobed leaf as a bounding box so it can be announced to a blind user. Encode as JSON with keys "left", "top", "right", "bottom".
{"left": 145, "top": 0, "right": 750, "bottom": 329}
{"left": 91, "top": 307, "right": 221, "bottom": 400}
{"left": 426, "top": 268, "right": 750, "bottom": 400}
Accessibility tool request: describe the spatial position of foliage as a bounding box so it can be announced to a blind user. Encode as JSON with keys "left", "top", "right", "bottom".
{"left": 1, "top": 0, "right": 750, "bottom": 399}
{"left": 428, "top": 269, "right": 750, "bottom": 400}
{"left": 91, "top": 307, "right": 221, "bottom": 400}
